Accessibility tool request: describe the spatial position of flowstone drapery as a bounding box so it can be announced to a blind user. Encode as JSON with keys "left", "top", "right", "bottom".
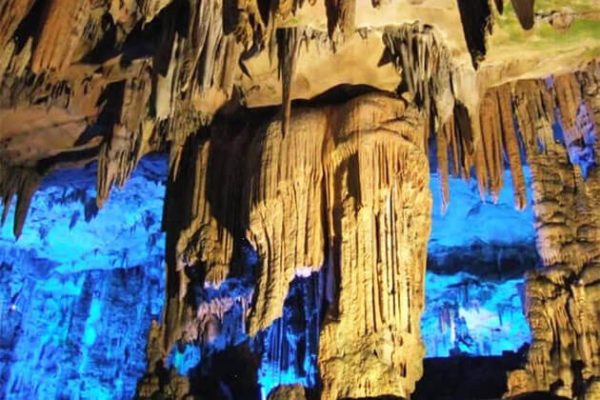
{"left": 507, "top": 65, "right": 600, "bottom": 400}
{"left": 158, "top": 93, "right": 432, "bottom": 398}
{"left": 317, "top": 95, "right": 431, "bottom": 399}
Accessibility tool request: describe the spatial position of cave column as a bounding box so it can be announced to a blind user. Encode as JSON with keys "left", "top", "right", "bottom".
{"left": 507, "top": 70, "right": 600, "bottom": 398}
{"left": 318, "top": 95, "right": 432, "bottom": 399}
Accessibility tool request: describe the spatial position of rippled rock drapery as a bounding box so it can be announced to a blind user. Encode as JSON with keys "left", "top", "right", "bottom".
{"left": 161, "top": 92, "right": 431, "bottom": 398}
{"left": 506, "top": 63, "right": 600, "bottom": 400}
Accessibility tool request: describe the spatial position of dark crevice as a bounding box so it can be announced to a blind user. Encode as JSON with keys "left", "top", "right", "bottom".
{"left": 456, "top": 0, "right": 492, "bottom": 69}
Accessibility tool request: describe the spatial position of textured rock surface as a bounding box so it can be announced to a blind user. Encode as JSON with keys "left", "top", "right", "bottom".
{"left": 506, "top": 63, "right": 600, "bottom": 399}
{"left": 161, "top": 92, "right": 432, "bottom": 399}
{"left": 0, "top": 0, "right": 599, "bottom": 399}
{"left": 316, "top": 97, "right": 430, "bottom": 399}
{"left": 0, "top": 157, "right": 166, "bottom": 399}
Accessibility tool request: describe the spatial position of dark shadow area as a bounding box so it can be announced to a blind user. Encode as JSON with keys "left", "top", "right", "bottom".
{"left": 456, "top": 0, "right": 492, "bottom": 68}
{"left": 190, "top": 343, "right": 261, "bottom": 400}
{"left": 413, "top": 352, "right": 525, "bottom": 400}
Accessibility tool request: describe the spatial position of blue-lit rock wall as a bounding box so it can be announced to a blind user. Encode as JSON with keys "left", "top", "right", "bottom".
{"left": 423, "top": 169, "right": 536, "bottom": 357}
{"left": 0, "top": 157, "right": 166, "bottom": 399}
{"left": 0, "top": 154, "right": 536, "bottom": 399}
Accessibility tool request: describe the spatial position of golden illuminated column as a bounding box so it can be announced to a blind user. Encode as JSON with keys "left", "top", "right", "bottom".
{"left": 506, "top": 143, "right": 600, "bottom": 399}
{"left": 507, "top": 68, "right": 600, "bottom": 399}
{"left": 158, "top": 93, "right": 432, "bottom": 400}
{"left": 318, "top": 94, "right": 432, "bottom": 399}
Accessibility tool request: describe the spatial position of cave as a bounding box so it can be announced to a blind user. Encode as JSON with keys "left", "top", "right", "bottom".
{"left": 0, "top": 1, "right": 599, "bottom": 399}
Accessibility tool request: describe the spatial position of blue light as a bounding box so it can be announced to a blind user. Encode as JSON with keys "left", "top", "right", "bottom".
{"left": 167, "top": 344, "right": 202, "bottom": 375}
{"left": 0, "top": 152, "right": 538, "bottom": 398}
{"left": 257, "top": 273, "right": 322, "bottom": 399}
{"left": 0, "top": 156, "right": 166, "bottom": 399}
{"left": 424, "top": 169, "right": 534, "bottom": 357}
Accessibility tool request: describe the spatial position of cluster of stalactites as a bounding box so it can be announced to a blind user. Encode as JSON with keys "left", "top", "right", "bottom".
{"left": 381, "top": 22, "right": 481, "bottom": 212}
{"left": 432, "top": 62, "right": 599, "bottom": 214}
{"left": 165, "top": 91, "right": 426, "bottom": 332}
{"left": 0, "top": 0, "right": 371, "bottom": 236}
{"left": 382, "top": 22, "right": 454, "bottom": 131}
{"left": 505, "top": 65, "right": 600, "bottom": 397}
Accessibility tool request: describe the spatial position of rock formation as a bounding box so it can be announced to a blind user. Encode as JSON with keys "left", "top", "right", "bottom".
{"left": 506, "top": 62, "right": 600, "bottom": 400}
{"left": 0, "top": 0, "right": 599, "bottom": 399}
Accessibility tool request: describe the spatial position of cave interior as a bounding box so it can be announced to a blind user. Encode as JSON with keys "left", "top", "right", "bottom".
{"left": 0, "top": 0, "right": 599, "bottom": 399}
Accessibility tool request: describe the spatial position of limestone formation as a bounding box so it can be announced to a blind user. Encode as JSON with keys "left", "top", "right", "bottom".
{"left": 317, "top": 95, "right": 431, "bottom": 399}
{"left": 506, "top": 62, "right": 600, "bottom": 400}
{"left": 0, "top": 0, "right": 599, "bottom": 399}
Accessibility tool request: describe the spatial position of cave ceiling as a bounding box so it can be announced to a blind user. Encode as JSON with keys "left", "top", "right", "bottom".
{"left": 0, "top": 0, "right": 598, "bottom": 232}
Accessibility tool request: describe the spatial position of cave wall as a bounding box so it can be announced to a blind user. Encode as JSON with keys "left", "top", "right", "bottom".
{"left": 0, "top": 158, "right": 166, "bottom": 399}
{"left": 507, "top": 69, "right": 600, "bottom": 399}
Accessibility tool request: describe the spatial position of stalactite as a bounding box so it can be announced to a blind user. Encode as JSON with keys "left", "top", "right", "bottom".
{"left": 277, "top": 28, "right": 302, "bottom": 138}
{"left": 511, "top": 0, "right": 535, "bottom": 30}
{"left": 97, "top": 62, "right": 153, "bottom": 207}
{"left": 496, "top": 86, "right": 527, "bottom": 210}
{"left": 165, "top": 0, "right": 244, "bottom": 170}
{"left": 453, "top": 102, "right": 476, "bottom": 180}
{"left": 325, "top": 0, "right": 356, "bottom": 41}
{"left": 0, "top": 162, "right": 39, "bottom": 238}
{"left": 479, "top": 90, "right": 504, "bottom": 199}
{"left": 0, "top": 0, "right": 35, "bottom": 47}
{"left": 456, "top": 0, "right": 493, "bottom": 68}
{"left": 139, "top": 0, "right": 173, "bottom": 23}
{"left": 494, "top": 0, "right": 504, "bottom": 14}
{"left": 554, "top": 73, "right": 584, "bottom": 147}
{"left": 30, "top": 0, "right": 91, "bottom": 73}
{"left": 437, "top": 119, "right": 451, "bottom": 212}
{"left": 513, "top": 79, "right": 555, "bottom": 155}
